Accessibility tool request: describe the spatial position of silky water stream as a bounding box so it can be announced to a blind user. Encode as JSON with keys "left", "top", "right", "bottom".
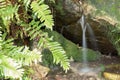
{"left": 70, "top": 15, "right": 103, "bottom": 80}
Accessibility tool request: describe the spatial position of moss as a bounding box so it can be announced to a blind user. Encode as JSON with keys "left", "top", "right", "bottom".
{"left": 47, "top": 30, "right": 100, "bottom": 62}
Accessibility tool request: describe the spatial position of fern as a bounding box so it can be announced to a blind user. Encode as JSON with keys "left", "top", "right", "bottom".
{"left": 1, "top": 38, "right": 41, "bottom": 65}
{"left": 0, "top": 27, "right": 24, "bottom": 79}
{"left": 0, "top": 26, "right": 41, "bottom": 79}
{"left": 31, "top": 0, "right": 54, "bottom": 29}
{"left": 0, "top": 54, "right": 24, "bottom": 79}
{"left": 23, "top": 0, "right": 31, "bottom": 11}
{"left": 0, "top": 0, "right": 70, "bottom": 79}
{"left": 25, "top": 20, "right": 70, "bottom": 71}
{"left": 25, "top": 20, "right": 44, "bottom": 40}
{"left": 45, "top": 40, "right": 70, "bottom": 72}
{"left": 0, "top": 42, "right": 41, "bottom": 79}
{"left": 0, "top": 1, "right": 19, "bottom": 33}
{"left": 37, "top": 35, "right": 70, "bottom": 71}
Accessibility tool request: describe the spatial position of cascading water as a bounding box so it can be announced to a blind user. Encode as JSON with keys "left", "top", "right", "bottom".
{"left": 70, "top": 14, "right": 102, "bottom": 79}
{"left": 87, "top": 23, "right": 98, "bottom": 50}
{"left": 79, "top": 14, "right": 99, "bottom": 73}
{"left": 80, "top": 15, "right": 88, "bottom": 67}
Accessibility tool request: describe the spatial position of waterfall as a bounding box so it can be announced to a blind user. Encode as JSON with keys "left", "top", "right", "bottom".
{"left": 87, "top": 23, "right": 98, "bottom": 50}
{"left": 69, "top": 15, "right": 102, "bottom": 79}
{"left": 79, "top": 14, "right": 98, "bottom": 73}
{"left": 80, "top": 15, "right": 88, "bottom": 67}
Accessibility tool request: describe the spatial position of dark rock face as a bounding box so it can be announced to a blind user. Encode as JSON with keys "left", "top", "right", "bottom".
{"left": 54, "top": 0, "right": 82, "bottom": 26}
{"left": 53, "top": 0, "right": 118, "bottom": 55}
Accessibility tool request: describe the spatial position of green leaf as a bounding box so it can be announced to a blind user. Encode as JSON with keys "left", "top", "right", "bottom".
{"left": 0, "top": 54, "right": 24, "bottom": 79}
{"left": 31, "top": 0, "right": 54, "bottom": 30}
{"left": 45, "top": 40, "right": 70, "bottom": 72}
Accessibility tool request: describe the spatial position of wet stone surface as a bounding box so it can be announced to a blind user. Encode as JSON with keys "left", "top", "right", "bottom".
{"left": 43, "top": 55, "right": 120, "bottom": 80}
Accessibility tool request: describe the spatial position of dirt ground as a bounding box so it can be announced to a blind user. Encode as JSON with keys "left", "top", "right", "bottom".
{"left": 45, "top": 55, "right": 120, "bottom": 80}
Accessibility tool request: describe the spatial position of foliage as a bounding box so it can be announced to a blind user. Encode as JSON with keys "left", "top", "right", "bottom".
{"left": 87, "top": 0, "right": 120, "bottom": 55}
{"left": 47, "top": 30, "right": 100, "bottom": 62}
{"left": 0, "top": 26, "right": 41, "bottom": 79}
{"left": 87, "top": 0, "right": 120, "bottom": 22}
{"left": 31, "top": 0, "right": 54, "bottom": 29}
{"left": 105, "top": 25, "right": 120, "bottom": 55}
{"left": 24, "top": 20, "right": 70, "bottom": 71}
{"left": 44, "top": 40, "right": 69, "bottom": 71}
{"left": 0, "top": 0, "right": 69, "bottom": 79}
{"left": 25, "top": 20, "right": 70, "bottom": 71}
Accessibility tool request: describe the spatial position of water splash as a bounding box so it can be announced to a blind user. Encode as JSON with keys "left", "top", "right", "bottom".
{"left": 69, "top": 14, "right": 102, "bottom": 79}
{"left": 79, "top": 15, "right": 99, "bottom": 73}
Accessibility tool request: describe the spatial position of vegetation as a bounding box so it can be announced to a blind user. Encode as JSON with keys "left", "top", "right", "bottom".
{"left": 0, "top": 0, "right": 69, "bottom": 79}
{"left": 105, "top": 25, "right": 120, "bottom": 55}
{"left": 88, "top": 0, "right": 120, "bottom": 22}
{"left": 47, "top": 30, "right": 100, "bottom": 62}
{"left": 87, "top": 0, "right": 120, "bottom": 55}
{"left": 0, "top": 0, "right": 119, "bottom": 79}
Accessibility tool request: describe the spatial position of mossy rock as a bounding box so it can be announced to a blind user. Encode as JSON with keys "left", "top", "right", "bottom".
{"left": 47, "top": 30, "right": 101, "bottom": 62}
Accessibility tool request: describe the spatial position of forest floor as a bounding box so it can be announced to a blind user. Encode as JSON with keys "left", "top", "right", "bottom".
{"left": 45, "top": 55, "right": 120, "bottom": 80}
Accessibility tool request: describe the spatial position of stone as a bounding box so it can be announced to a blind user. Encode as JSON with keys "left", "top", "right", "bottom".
{"left": 54, "top": 0, "right": 82, "bottom": 26}
{"left": 53, "top": 0, "right": 118, "bottom": 55}
{"left": 30, "top": 63, "right": 50, "bottom": 80}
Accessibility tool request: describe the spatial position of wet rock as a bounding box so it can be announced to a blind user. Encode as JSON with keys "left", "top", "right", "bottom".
{"left": 30, "top": 63, "right": 50, "bottom": 80}
{"left": 53, "top": 0, "right": 118, "bottom": 55}
{"left": 46, "top": 55, "right": 120, "bottom": 80}
{"left": 54, "top": 0, "right": 82, "bottom": 27}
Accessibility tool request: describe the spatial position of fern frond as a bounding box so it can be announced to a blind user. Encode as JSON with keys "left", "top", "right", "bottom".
{"left": 23, "top": 0, "right": 31, "bottom": 11}
{"left": 0, "top": 41, "right": 41, "bottom": 79}
{"left": 0, "top": 54, "right": 24, "bottom": 79}
{"left": 0, "top": 26, "right": 3, "bottom": 50}
{"left": 31, "top": 0, "right": 54, "bottom": 29}
{"left": 0, "top": 4, "right": 19, "bottom": 32}
{"left": 23, "top": 20, "right": 44, "bottom": 40}
{"left": 1, "top": 40, "right": 41, "bottom": 65}
{"left": 27, "top": 20, "right": 44, "bottom": 40}
{"left": 0, "top": 0, "right": 10, "bottom": 9}
{"left": 25, "top": 20, "right": 69, "bottom": 71}
{"left": 0, "top": 27, "right": 42, "bottom": 79}
{"left": 44, "top": 40, "right": 70, "bottom": 72}
{"left": 15, "top": 47, "right": 42, "bottom": 65}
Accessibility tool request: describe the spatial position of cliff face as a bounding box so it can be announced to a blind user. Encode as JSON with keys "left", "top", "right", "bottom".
{"left": 53, "top": 0, "right": 118, "bottom": 55}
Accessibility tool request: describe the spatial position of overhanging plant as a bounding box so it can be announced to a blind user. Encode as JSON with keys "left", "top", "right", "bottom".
{"left": 0, "top": 0, "right": 69, "bottom": 79}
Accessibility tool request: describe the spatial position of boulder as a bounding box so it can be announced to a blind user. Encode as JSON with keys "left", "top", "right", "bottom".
{"left": 53, "top": 0, "right": 118, "bottom": 55}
